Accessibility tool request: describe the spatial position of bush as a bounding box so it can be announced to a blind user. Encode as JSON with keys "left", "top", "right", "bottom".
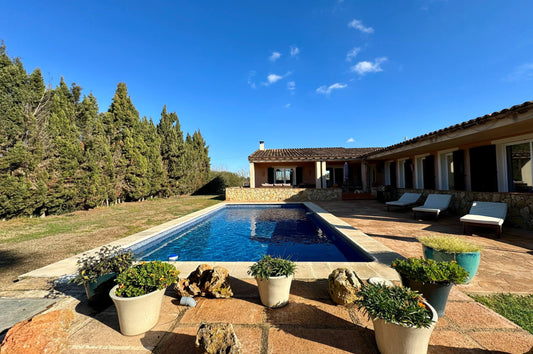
{"left": 391, "top": 257, "right": 468, "bottom": 284}
{"left": 71, "top": 246, "right": 134, "bottom": 285}
{"left": 357, "top": 283, "right": 434, "bottom": 328}
{"left": 248, "top": 255, "right": 296, "bottom": 279}
{"left": 114, "top": 261, "right": 179, "bottom": 297}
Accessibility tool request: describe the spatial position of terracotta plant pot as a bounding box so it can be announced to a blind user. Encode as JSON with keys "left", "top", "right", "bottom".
{"left": 255, "top": 275, "right": 293, "bottom": 308}
{"left": 373, "top": 301, "right": 438, "bottom": 354}
{"left": 422, "top": 245, "right": 480, "bottom": 283}
{"left": 109, "top": 285, "right": 165, "bottom": 336}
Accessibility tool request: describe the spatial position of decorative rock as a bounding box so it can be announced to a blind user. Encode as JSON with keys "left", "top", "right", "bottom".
{"left": 195, "top": 322, "right": 242, "bottom": 354}
{"left": 175, "top": 264, "right": 233, "bottom": 299}
{"left": 328, "top": 268, "right": 362, "bottom": 305}
{"left": 0, "top": 309, "right": 73, "bottom": 354}
{"left": 368, "top": 277, "right": 394, "bottom": 287}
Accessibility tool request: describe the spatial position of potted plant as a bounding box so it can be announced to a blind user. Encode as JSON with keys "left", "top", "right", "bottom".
{"left": 110, "top": 261, "right": 179, "bottom": 336}
{"left": 248, "top": 255, "right": 296, "bottom": 308}
{"left": 418, "top": 235, "right": 482, "bottom": 283}
{"left": 70, "top": 246, "right": 134, "bottom": 309}
{"left": 357, "top": 283, "right": 438, "bottom": 354}
{"left": 392, "top": 257, "right": 468, "bottom": 317}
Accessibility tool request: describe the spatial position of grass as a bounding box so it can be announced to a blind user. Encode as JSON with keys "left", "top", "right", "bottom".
{"left": 0, "top": 195, "right": 221, "bottom": 290}
{"left": 417, "top": 235, "right": 482, "bottom": 253}
{"left": 470, "top": 293, "right": 533, "bottom": 334}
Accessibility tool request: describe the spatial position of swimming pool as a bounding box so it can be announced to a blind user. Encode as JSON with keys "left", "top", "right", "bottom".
{"left": 132, "top": 204, "right": 372, "bottom": 262}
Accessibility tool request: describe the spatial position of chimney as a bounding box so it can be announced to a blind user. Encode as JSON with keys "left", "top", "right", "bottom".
{"left": 259, "top": 141, "right": 264, "bottom": 150}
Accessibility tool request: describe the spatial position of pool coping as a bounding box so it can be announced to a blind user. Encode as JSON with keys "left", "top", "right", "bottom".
{"left": 21, "top": 202, "right": 402, "bottom": 282}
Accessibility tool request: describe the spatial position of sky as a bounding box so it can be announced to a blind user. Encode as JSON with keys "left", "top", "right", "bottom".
{"left": 2, "top": 1, "right": 533, "bottom": 174}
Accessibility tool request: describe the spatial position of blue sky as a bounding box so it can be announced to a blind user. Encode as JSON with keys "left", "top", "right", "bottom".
{"left": 2, "top": 1, "right": 533, "bottom": 174}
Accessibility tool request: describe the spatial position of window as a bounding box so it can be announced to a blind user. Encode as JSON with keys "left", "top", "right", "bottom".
{"left": 398, "top": 160, "right": 406, "bottom": 188}
{"left": 415, "top": 157, "right": 425, "bottom": 189}
{"left": 275, "top": 168, "right": 294, "bottom": 185}
{"left": 506, "top": 142, "right": 533, "bottom": 192}
{"left": 439, "top": 152, "right": 455, "bottom": 190}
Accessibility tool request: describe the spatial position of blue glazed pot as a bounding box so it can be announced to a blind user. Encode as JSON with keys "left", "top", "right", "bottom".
{"left": 422, "top": 245, "right": 480, "bottom": 284}
{"left": 407, "top": 279, "right": 453, "bottom": 317}
{"left": 84, "top": 272, "right": 116, "bottom": 309}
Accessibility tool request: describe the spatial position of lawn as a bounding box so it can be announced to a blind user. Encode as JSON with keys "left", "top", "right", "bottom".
{"left": 470, "top": 293, "right": 533, "bottom": 334}
{"left": 0, "top": 195, "right": 221, "bottom": 291}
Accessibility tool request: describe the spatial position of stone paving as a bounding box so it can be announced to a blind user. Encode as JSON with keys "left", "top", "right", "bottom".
{"left": 2, "top": 199, "right": 533, "bottom": 353}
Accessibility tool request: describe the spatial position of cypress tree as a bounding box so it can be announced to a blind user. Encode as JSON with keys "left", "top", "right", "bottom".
{"left": 140, "top": 116, "right": 164, "bottom": 198}
{"left": 157, "top": 106, "right": 184, "bottom": 195}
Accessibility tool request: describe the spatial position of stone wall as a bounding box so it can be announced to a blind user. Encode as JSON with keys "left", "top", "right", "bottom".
{"left": 396, "top": 188, "right": 533, "bottom": 229}
{"left": 225, "top": 187, "right": 342, "bottom": 202}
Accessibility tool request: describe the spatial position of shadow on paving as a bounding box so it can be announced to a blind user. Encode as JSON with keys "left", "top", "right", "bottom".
{"left": 151, "top": 331, "right": 202, "bottom": 354}
{"left": 428, "top": 346, "right": 509, "bottom": 354}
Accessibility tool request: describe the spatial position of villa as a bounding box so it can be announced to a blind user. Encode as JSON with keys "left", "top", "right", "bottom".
{"left": 228, "top": 100, "right": 533, "bottom": 228}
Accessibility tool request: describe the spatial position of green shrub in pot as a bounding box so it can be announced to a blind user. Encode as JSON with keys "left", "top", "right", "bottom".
{"left": 248, "top": 255, "right": 296, "bottom": 308}
{"left": 391, "top": 257, "right": 468, "bottom": 316}
{"left": 356, "top": 283, "right": 437, "bottom": 354}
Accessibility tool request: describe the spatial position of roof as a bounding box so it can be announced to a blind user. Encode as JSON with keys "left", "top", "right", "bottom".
{"left": 248, "top": 147, "right": 381, "bottom": 162}
{"left": 364, "top": 100, "right": 533, "bottom": 157}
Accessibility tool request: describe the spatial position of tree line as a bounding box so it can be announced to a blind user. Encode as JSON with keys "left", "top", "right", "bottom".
{"left": 0, "top": 44, "right": 210, "bottom": 219}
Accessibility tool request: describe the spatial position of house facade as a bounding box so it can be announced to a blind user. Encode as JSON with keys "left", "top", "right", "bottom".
{"left": 232, "top": 100, "right": 533, "bottom": 228}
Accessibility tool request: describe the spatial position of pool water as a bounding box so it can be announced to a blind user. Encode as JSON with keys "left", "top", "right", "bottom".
{"left": 133, "top": 204, "right": 371, "bottom": 262}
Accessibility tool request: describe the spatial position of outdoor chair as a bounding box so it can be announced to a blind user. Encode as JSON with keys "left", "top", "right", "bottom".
{"left": 460, "top": 201, "right": 508, "bottom": 238}
{"left": 412, "top": 194, "right": 452, "bottom": 220}
{"left": 386, "top": 192, "right": 421, "bottom": 211}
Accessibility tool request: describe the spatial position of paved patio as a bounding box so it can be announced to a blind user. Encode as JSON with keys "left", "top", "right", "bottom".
{"left": 2, "top": 200, "right": 533, "bottom": 353}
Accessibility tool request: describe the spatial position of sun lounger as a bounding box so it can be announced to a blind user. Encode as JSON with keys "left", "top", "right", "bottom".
{"left": 412, "top": 194, "right": 452, "bottom": 220}
{"left": 460, "top": 201, "right": 508, "bottom": 238}
{"left": 386, "top": 192, "right": 421, "bottom": 211}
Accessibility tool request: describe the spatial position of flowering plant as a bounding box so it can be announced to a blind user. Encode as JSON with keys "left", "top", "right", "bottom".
{"left": 70, "top": 246, "right": 134, "bottom": 285}
{"left": 114, "top": 261, "right": 180, "bottom": 297}
{"left": 391, "top": 257, "right": 468, "bottom": 285}
{"left": 356, "top": 283, "right": 434, "bottom": 328}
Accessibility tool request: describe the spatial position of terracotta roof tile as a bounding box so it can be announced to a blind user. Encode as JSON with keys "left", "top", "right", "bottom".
{"left": 363, "top": 100, "right": 533, "bottom": 157}
{"left": 249, "top": 147, "right": 381, "bottom": 162}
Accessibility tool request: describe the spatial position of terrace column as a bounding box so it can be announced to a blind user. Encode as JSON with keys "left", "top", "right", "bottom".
{"left": 315, "top": 161, "right": 321, "bottom": 188}
{"left": 249, "top": 162, "right": 255, "bottom": 188}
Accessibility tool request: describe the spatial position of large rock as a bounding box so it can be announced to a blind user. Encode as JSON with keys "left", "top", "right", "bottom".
{"left": 0, "top": 309, "right": 73, "bottom": 354}
{"left": 175, "top": 264, "right": 233, "bottom": 298}
{"left": 328, "top": 268, "right": 362, "bottom": 305}
{"left": 196, "top": 322, "right": 242, "bottom": 354}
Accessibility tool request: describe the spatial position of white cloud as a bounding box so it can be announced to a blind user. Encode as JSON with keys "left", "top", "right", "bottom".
{"left": 505, "top": 63, "right": 533, "bottom": 82}
{"left": 346, "top": 137, "right": 355, "bottom": 143}
{"left": 290, "top": 46, "right": 300, "bottom": 57}
{"left": 351, "top": 57, "right": 387, "bottom": 75}
{"left": 348, "top": 19, "right": 374, "bottom": 33}
{"left": 285, "top": 103, "right": 291, "bottom": 108}
{"left": 269, "top": 51, "right": 281, "bottom": 61}
{"left": 247, "top": 70, "right": 256, "bottom": 89}
{"left": 287, "top": 81, "right": 296, "bottom": 91}
{"left": 346, "top": 47, "right": 361, "bottom": 62}
{"left": 316, "top": 83, "right": 347, "bottom": 95}
{"left": 267, "top": 74, "right": 282, "bottom": 84}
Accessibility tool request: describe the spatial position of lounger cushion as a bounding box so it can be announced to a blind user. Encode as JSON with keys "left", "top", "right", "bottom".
{"left": 412, "top": 194, "right": 451, "bottom": 214}
{"left": 412, "top": 207, "right": 442, "bottom": 214}
{"left": 386, "top": 193, "right": 421, "bottom": 206}
{"left": 460, "top": 214, "right": 504, "bottom": 226}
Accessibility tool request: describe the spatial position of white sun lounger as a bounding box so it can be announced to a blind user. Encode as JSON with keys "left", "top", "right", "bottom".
{"left": 460, "top": 201, "right": 508, "bottom": 238}
{"left": 412, "top": 194, "right": 452, "bottom": 220}
{"left": 386, "top": 192, "right": 421, "bottom": 211}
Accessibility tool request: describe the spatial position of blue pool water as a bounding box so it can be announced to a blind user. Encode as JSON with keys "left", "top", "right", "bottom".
{"left": 133, "top": 204, "right": 371, "bottom": 262}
